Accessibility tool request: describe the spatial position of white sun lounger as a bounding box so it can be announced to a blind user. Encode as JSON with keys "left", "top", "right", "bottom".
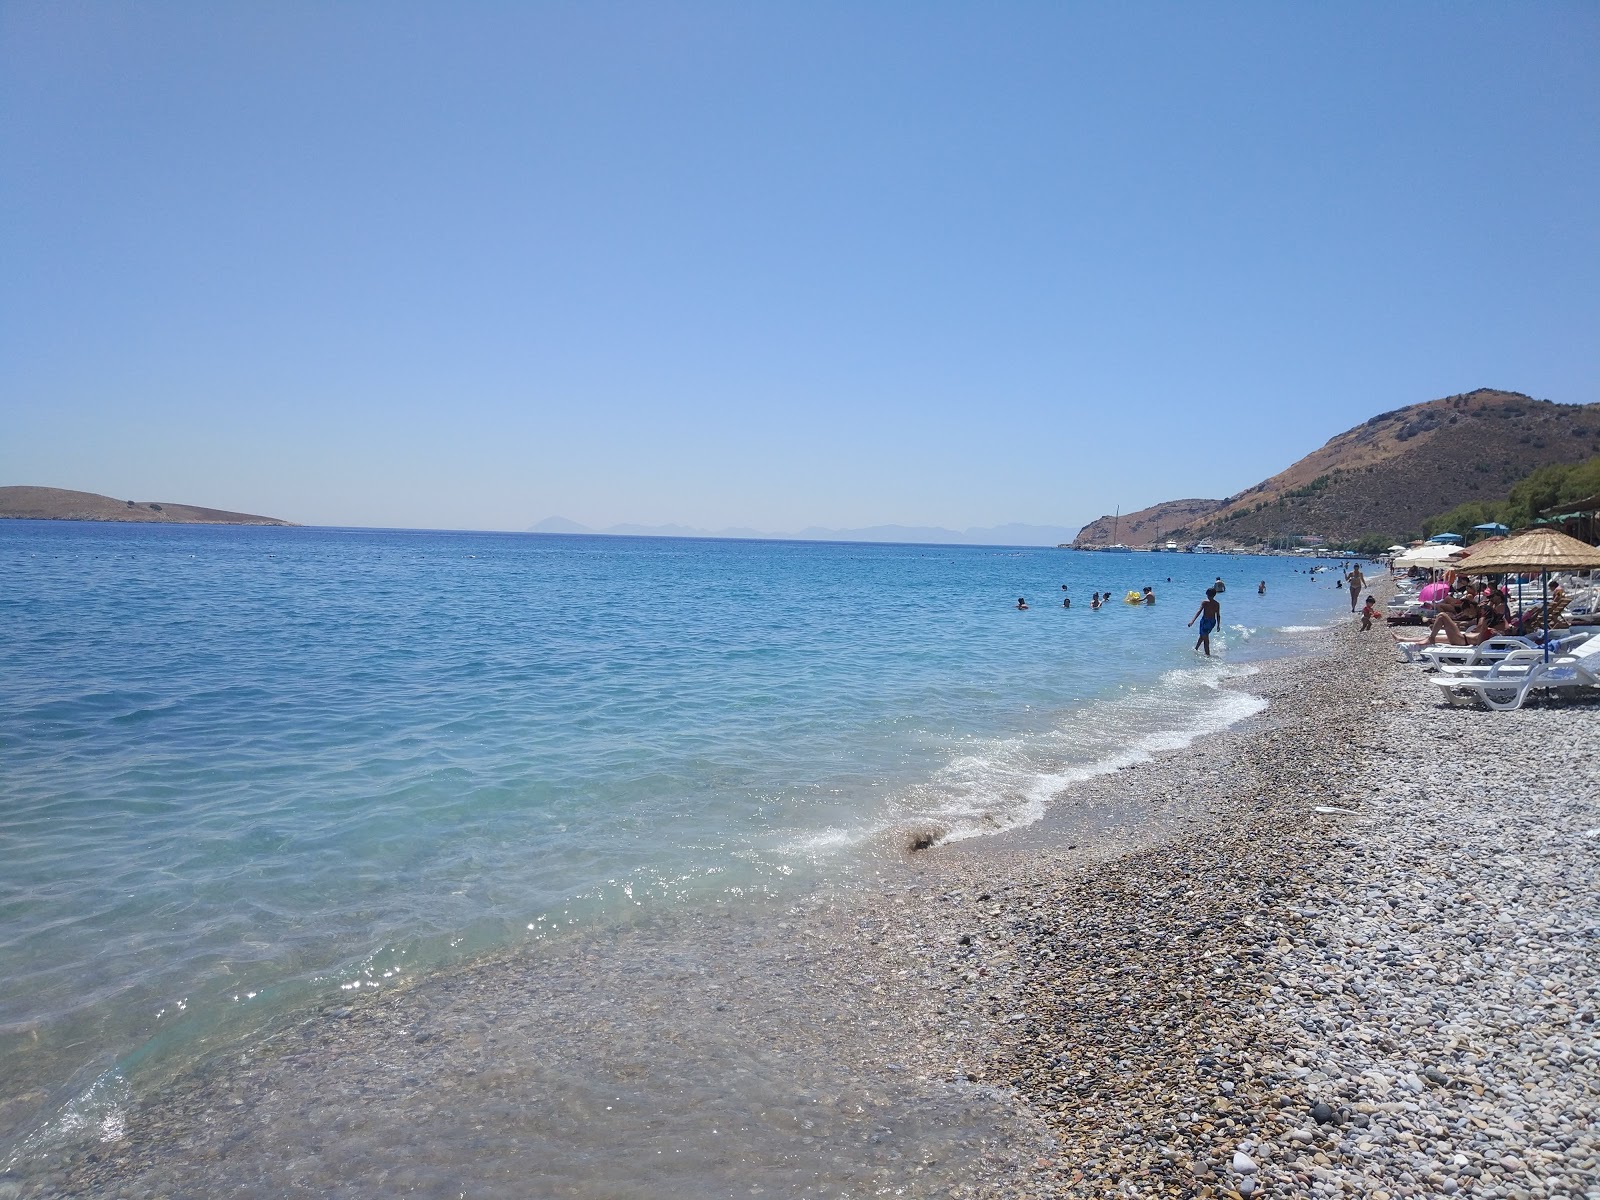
{"left": 1430, "top": 637, "right": 1600, "bottom": 710}
{"left": 1406, "top": 630, "right": 1593, "bottom": 669}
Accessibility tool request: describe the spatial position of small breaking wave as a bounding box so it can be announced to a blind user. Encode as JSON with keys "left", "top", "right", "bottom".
{"left": 802, "top": 662, "right": 1269, "bottom": 854}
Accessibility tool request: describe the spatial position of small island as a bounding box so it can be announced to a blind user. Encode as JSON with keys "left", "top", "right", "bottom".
{"left": 0, "top": 486, "right": 295, "bottom": 526}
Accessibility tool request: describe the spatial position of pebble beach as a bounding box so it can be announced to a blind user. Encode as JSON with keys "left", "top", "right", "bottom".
{"left": 10, "top": 589, "right": 1598, "bottom": 1199}
{"left": 856, "top": 595, "right": 1600, "bottom": 1198}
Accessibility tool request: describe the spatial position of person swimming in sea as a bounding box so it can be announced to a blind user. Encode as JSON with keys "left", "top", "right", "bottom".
{"left": 1258, "top": 580, "right": 1266, "bottom": 595}
{"left": 1188, "top": 588, "right": 1221, "bottom": 656}
{"left": 1090, "top": 593, "right": 1102, "bottom": 610}
{"left": 1062, "top": 596, "right": 1071, "bottom": 608}
{"left": 1213, "top": 577, "right": 1226, "bottom": 594}
{"left": 1016, "top": 597, "right": 1029, "bottom": 610}
{"left": 1141, "top": 586, "right": 1155, "bottom": 605}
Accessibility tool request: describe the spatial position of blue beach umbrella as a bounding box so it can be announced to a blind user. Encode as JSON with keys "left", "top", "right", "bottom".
{"left": 1473, "top": 523, "right": 1510, "bottom": 535}
{"left": 1427, "top": 532, "right": 1465, "bottom": 544}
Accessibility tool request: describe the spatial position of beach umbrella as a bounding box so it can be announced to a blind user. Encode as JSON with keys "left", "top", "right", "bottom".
{"left": 1427, "top": 532, "right": 1465, "bottom": 544}
{"left": 1393, "top": 543, "right": 1465, "bottom": 570}
{"left": 1473, "top": 522, "right": 1510, "bottom": 535}
{"left": 1459, "top": 529, "right": 1600, "bottom": 574}
{"left": 1454, "top": 530, "right": 1600, "bottom": 658}
{"left": 1386, "top": 544, "right": 1408, "bottom": 553}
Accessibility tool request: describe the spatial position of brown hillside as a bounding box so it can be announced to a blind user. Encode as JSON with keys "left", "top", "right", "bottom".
{"left": 0, "top": 486, "right": 295, "bottom": 526}
{"left": 1166, "top": 389, "right": 1600, "bottom": 545}
{"left": 1074, "top": 498, "right": 1223, "bottom": 548}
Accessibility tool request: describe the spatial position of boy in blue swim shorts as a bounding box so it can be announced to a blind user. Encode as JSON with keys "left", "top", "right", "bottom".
{"left": 1188, "top": 588, "right": 1221, "bottom": 656}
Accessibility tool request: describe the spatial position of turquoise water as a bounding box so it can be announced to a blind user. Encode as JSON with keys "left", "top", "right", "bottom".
{"left": 0, "top": 522, "right": 1348, "bottom": 1160}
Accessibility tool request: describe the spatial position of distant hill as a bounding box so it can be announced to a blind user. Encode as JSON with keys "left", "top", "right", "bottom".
{"left": 1073, "top": 499, "right": 1225, "bottom": 548}
{"left": 1075, "top": 389, "right": 1600, "bottom": 548}
{"left": 0, "top": 486, "right": 295, "bottom": 526}
{"left": 529, "top": 517, "right": 1082, "bottom": 547}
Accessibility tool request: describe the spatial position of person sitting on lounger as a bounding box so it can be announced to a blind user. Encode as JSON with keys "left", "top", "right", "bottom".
{"left": 1425, "top": 598, "right": 1509, "bottom": 647}
{"left": 1422, "top": 596, "right": 1477, "bottom": 646}
{"left": 1511, "top": 589, "right": 1569, "bottom": 637}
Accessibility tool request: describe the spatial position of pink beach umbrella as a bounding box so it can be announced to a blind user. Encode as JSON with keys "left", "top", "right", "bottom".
{"left": 1417, "top": 581, "right": 1451, "bottom": 604}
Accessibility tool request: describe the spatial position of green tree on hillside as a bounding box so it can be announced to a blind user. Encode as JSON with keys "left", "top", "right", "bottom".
{"left": 1420, "top": 454, "right": 1600, "bottom": 536}
{"left": 1503, "top": 455, "right": 1600, "bottom": 527}
{"left": 1422, "top": 500, "right": 1508, "bottom": 542}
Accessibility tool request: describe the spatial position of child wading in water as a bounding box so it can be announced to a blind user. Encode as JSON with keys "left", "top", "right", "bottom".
{"left": 1360, "top": 594, "right": 1378, "bottom": 631}
{"left": 1188, "top": 588, "right": 1221, "bottom": 656}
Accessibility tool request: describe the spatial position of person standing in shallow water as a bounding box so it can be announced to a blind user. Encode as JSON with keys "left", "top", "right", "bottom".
{"left": 1347, "top": 564, "right": 1366, "bottom": 613}
{"left": 1188, "top": 588, "right": 1221, "bottom": 656}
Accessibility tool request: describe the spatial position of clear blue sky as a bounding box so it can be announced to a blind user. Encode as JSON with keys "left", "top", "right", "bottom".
{"left": 3, "top": 2, "right": 1596, "bottom": 532}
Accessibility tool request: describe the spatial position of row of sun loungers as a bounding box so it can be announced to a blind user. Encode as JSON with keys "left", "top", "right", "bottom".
{"left": 1403, "top": 629, "right": 1600, "bottom": 710}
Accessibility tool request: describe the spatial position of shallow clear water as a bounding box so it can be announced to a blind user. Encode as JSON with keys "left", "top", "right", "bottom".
{"left": 0, "top": 522, "right": 1349, "bottom": 1164}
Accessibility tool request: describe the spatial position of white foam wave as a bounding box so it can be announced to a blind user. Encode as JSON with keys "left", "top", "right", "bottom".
{"left": 4, "top": 1069, "right": 129, "bottom": 1168}
{"left": 836, "top": 662, "right": 1271, "bottom": 852}
{"left": 1278, "top": 624, "right": 1330, "bottom": 633}
{"left": 778, "top": 826, "right": 865, "bottom": 856}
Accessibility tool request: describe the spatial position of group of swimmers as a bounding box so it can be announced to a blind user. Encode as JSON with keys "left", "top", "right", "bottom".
{"left": 1014, "top": 573, "right": 1282, "bottom": 660}
{"left": 1015, "top": 583, "right": 1164, "bottom": 611}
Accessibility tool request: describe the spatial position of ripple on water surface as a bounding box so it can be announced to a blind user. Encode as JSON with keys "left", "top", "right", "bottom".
{"left": 0, "top": 524, "right": 1347, "bottom": 1166}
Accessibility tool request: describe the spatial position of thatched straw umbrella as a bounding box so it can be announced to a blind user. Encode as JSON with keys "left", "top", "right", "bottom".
{"left": 1454, "top": 530, "right": 1600, "bottom": 655}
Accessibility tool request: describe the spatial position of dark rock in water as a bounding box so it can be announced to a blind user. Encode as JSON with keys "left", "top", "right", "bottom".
{"left": 1310, "top": 1100, "right": 1335, "bottom": 1124}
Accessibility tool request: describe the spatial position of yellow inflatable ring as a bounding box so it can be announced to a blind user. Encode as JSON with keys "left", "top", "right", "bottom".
{"left": 1124, "top": 590, "right": 1143, "bottom": 604}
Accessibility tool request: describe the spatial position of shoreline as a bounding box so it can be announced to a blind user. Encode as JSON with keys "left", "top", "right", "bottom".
{"left": 13, "top": 592, "right": 1596, "bottom": 1197}
{"left": 846, "top": 589, "right": 1598, "bottom": 1196}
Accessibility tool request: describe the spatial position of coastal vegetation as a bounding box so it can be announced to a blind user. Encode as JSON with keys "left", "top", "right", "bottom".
{"left": 1421, "top": 454, "right": 1600, "bottom": 541}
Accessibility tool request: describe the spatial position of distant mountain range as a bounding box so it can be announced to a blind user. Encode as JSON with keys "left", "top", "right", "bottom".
{"left": 528, "top": 517, "right": 1082, "bottom": 547}
{"left": 1074, "top": 388, "right": 1600, "bottom": 548}
{"left": 0, "top": 486, "right": 294, "bottom": 526}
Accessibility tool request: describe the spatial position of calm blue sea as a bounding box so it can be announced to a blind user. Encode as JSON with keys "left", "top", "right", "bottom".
{"left": 0, "top": 521, "right": 1349, "bottom": 1160}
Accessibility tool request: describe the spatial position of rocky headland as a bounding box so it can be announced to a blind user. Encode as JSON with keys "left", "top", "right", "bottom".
{"left": 1075, "top": 388, "right": 1600, "bottom": 548}
{"left": 0, "top": 486, "right": 294, "bottom": 526}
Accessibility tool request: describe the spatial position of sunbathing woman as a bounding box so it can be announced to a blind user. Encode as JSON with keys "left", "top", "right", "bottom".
{"left": 1422, "top": 597, "right": 1475, "bottom": 646}
{"left": 1424, "top": 598, "right": 1509, "bottom": 647}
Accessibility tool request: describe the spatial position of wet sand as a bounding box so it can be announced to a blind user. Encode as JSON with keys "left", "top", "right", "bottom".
{"left": 13, "top": 588, "right": 1596, "bottom": 1198}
